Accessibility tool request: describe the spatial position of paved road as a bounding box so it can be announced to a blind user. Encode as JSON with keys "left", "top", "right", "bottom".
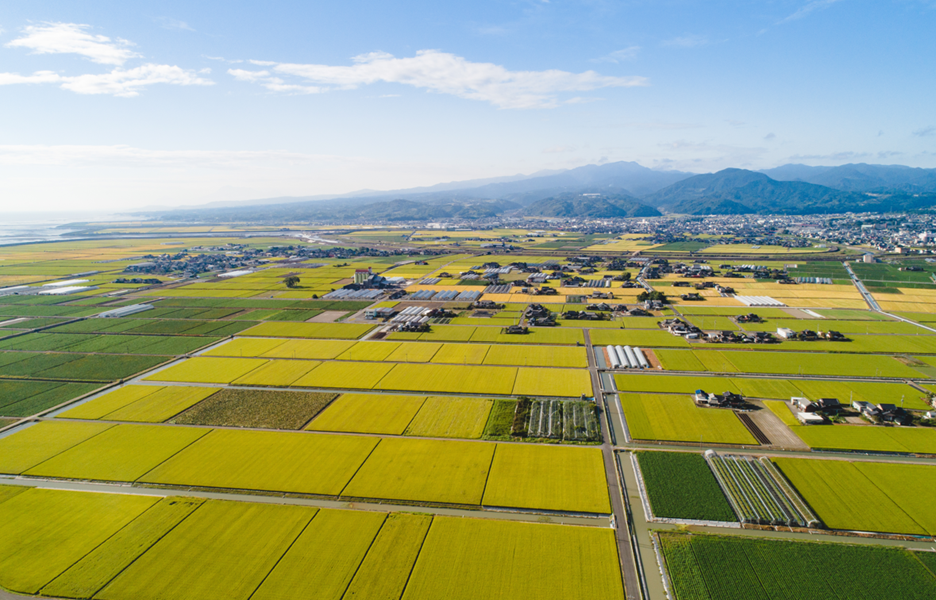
{"left": 844, "top": 260, "right": 936, "bottom": 333}
{"left": 584, "top": 330, "right": 642, "bottom": 600}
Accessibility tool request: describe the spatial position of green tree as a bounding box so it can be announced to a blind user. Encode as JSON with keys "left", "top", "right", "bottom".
{"left": 284, "top": 276, "right": 300, "bottom": 288}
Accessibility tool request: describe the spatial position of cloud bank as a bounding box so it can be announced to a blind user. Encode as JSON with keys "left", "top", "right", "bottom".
{"left": 229, "top": 50, "right": 648, "bottom": 108}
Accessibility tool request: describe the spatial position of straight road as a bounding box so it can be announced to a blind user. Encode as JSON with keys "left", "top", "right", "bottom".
{"left": 584, "top": 330, "right": 643, "bottom": 600}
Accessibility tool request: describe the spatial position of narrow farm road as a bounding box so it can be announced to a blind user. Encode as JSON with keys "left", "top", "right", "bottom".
{"left": 584, "top": 329, "right": 643, "bottom": 600}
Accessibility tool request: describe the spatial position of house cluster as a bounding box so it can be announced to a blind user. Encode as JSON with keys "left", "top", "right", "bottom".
{"left": 776, "top": 328, "right": 847, "bottom": 341}
{"left": 524, "top": 304, "right": 556, "bottom": 327}
{"left": 659, "top": 318, "right": 702, "bottom": 339}
{"left": 693, "top": 389, "right": 746, "bottom": 408}
{"left": 706, "top": 330, "right": 775, "bottom": 344}
{"left": 791, "top": 396, "right": 913, "bottom": 425}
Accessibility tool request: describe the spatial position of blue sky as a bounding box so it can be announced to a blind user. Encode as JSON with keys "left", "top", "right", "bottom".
{"left": 1, "top": 0, "right": 934, "bottom": 211}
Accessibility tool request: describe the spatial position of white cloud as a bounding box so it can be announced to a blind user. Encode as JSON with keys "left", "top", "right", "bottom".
{"left": 594, "top": 46, "right": 641, "bottom": 63}
{"left": 6, "top": 22, "right": 140, "bottom": 65}
{"left": 0, "top": 64, "right": 213, "bottom": 97}
{"left": 779, "top": 0, "right": 845, "bottom": 24}
{"left": 661, "top": 34, "right": 709, "bottom": 48}
{"left": 153, "top": 17, "right": 195, "bottom": 32}
{"left": 228, "top": 68, "right": 322, "bottom": 94}
{"left": 229, "top": 49, "right": 647, "bottom": 109}
{"left": 913, "top": 125, "right": 936, "bottom": 137}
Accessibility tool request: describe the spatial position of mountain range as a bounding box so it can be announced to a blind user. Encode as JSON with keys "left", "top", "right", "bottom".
{"left": 147, "top": 161, "right": 936, "bottom": 221}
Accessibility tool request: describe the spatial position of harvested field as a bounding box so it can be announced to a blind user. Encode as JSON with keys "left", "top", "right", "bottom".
{"left": 342, "top": 437, "right": 494, "bottom": 505}
{"left": 404, "top": 396, "right": 493, "bottom": 439}
{"left": 170, "top": 388, "right": 338, "bottom": 430}
{"left": 403, "top": 517, "right": 625, "bottom": 600}
{"left": 483, "top": 444, "right": 610, "bottom": 513}
{"left": 306, "top": 393, "right": 426, "bottom": 435}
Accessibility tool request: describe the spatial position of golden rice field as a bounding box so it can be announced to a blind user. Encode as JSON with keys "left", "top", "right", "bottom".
{"left": 306, "top": 393, "right": 427, "bottom": 435}
{"left": 241, "top": 322, "right": 375, "bottom": 339}
{"left": 404, "top": 396, "right": 493, "bottom": 439}
{"left": 145, "top": 357, "right": 268, "bottom": 384}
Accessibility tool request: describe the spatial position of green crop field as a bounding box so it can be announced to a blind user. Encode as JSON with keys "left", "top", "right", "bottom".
{"left": 483, "top": 444, "right": 610, "bottom": 513}
{"left": 342, "top": 437, "right": 494, "bottom": 505}
{"left": 620, "top": 394, "right": 757, "bottom": 445}
{"left": 0, "top": 488, "right": 158, "bottom": 594}
{"left": 42, "top": 497, "right": 206, "bottom": 599}
{"left": 659, "top": 532, "right": 936, "bottom": 600}
{"left": 636, "top": 451, "right": 736, "bottom": 522}
{"left": 722, "top": 351, "right": 925, "bottom": 378}
{"left": 251, "top": 509, "right": 387, "bottom": 600}
{"left": 24, "top": 423, "right": 209, "bottom": 482}
{"left": 764, "top": 400, "right": 801, "bottom": 426}
{"left": 0, "top": 380, "right": 100, "bottom": 417}
{"left": 342, "top": 513, "right": 432, "bottom": 600}
{"left": 170, "top": 388, "right": 338, "bottom": 429}
{"left": 403, "top": 517, "right": 625, "bottom": 600}
{"left": 0, "top": 420, "right": 113, "bottom": 474}
{"left": 306, "top": 393, "right": 427, "bottom": 434}
{"left": 140, "top": 429, "right": 378, "bottom": 495}
{"left": 404, "top": 396, "right": 493, "bottom": 438}
{"left": 772, "top": 458, "right": 933, "bottom": 535}
{"left": 146, "top": 357, "right": 268, "bottom": 384}
{"left": 98, "top": 500, "right": 314, "bottom": 600}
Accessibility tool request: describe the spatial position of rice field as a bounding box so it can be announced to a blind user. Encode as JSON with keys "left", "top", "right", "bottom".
{"left": 42, "top": 497, "right": 206, "bottom": 599}
{"left": 404, "top": 396, "right": 493, "bottom": 438}
{"left": 97, "top": 500, "right": 314, "bottom": 600}
{"left": 293, "top": 360, "right": 396, "bottom": 388}
{"left": 773, "top": 458, "right": 935, "bottom": 535}
{"left": 306, "top": 393, "right": 427, "bottom": 434}
{"left": 656, "top": 349, "right": 926, "bottom": 378}
{"left": 0, "top": 488, "right": 158, "bottom": 594}
{"left": 24, "top": 424, "right": 209, "bottom": 482}
{"left": 241, "top": 322, "right": 375, "bottom": 339}
{"left": 482, "top": 344, "right": 587, "bottom": 368}
{"left": 513, "top": 367, "right": 593, "bottom": 397}
{"left": 230, "top": 358, "right": 320, "bottom": 386}
{"left": 145, "top": 357, "right": 268, "bottom": 384}
{"left": 483, "top": 444, "right": 611, "bottom": 514}
{"left": 341, "top": 513, "right": 432, "bottom": 600}
{"left": 620, "top": 394, "right": 757, "bottom": 445}
{"left": 140, "top": 429, "right": 379, "bottom": 495}
{"left": 0, "top": 420, "right": 113, "bottom": 474}
{"left": 102, "top": 386, "right": 220, "bottom": 423}
{"left": 375, "top": 363, "right": 517, "bottom": 395}
{"left": 342, "top": 438, "right": 495, "bottom": 505}
{"left": 789, "top": 424, "right": 936, "bottom": 454}
{"left": 402, "top": 517, "right": 625, "bottom": 600}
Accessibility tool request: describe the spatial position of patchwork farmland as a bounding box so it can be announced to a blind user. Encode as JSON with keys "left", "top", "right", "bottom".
{"left": 2, "top": 229, "right": 936, "bottom": 600}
